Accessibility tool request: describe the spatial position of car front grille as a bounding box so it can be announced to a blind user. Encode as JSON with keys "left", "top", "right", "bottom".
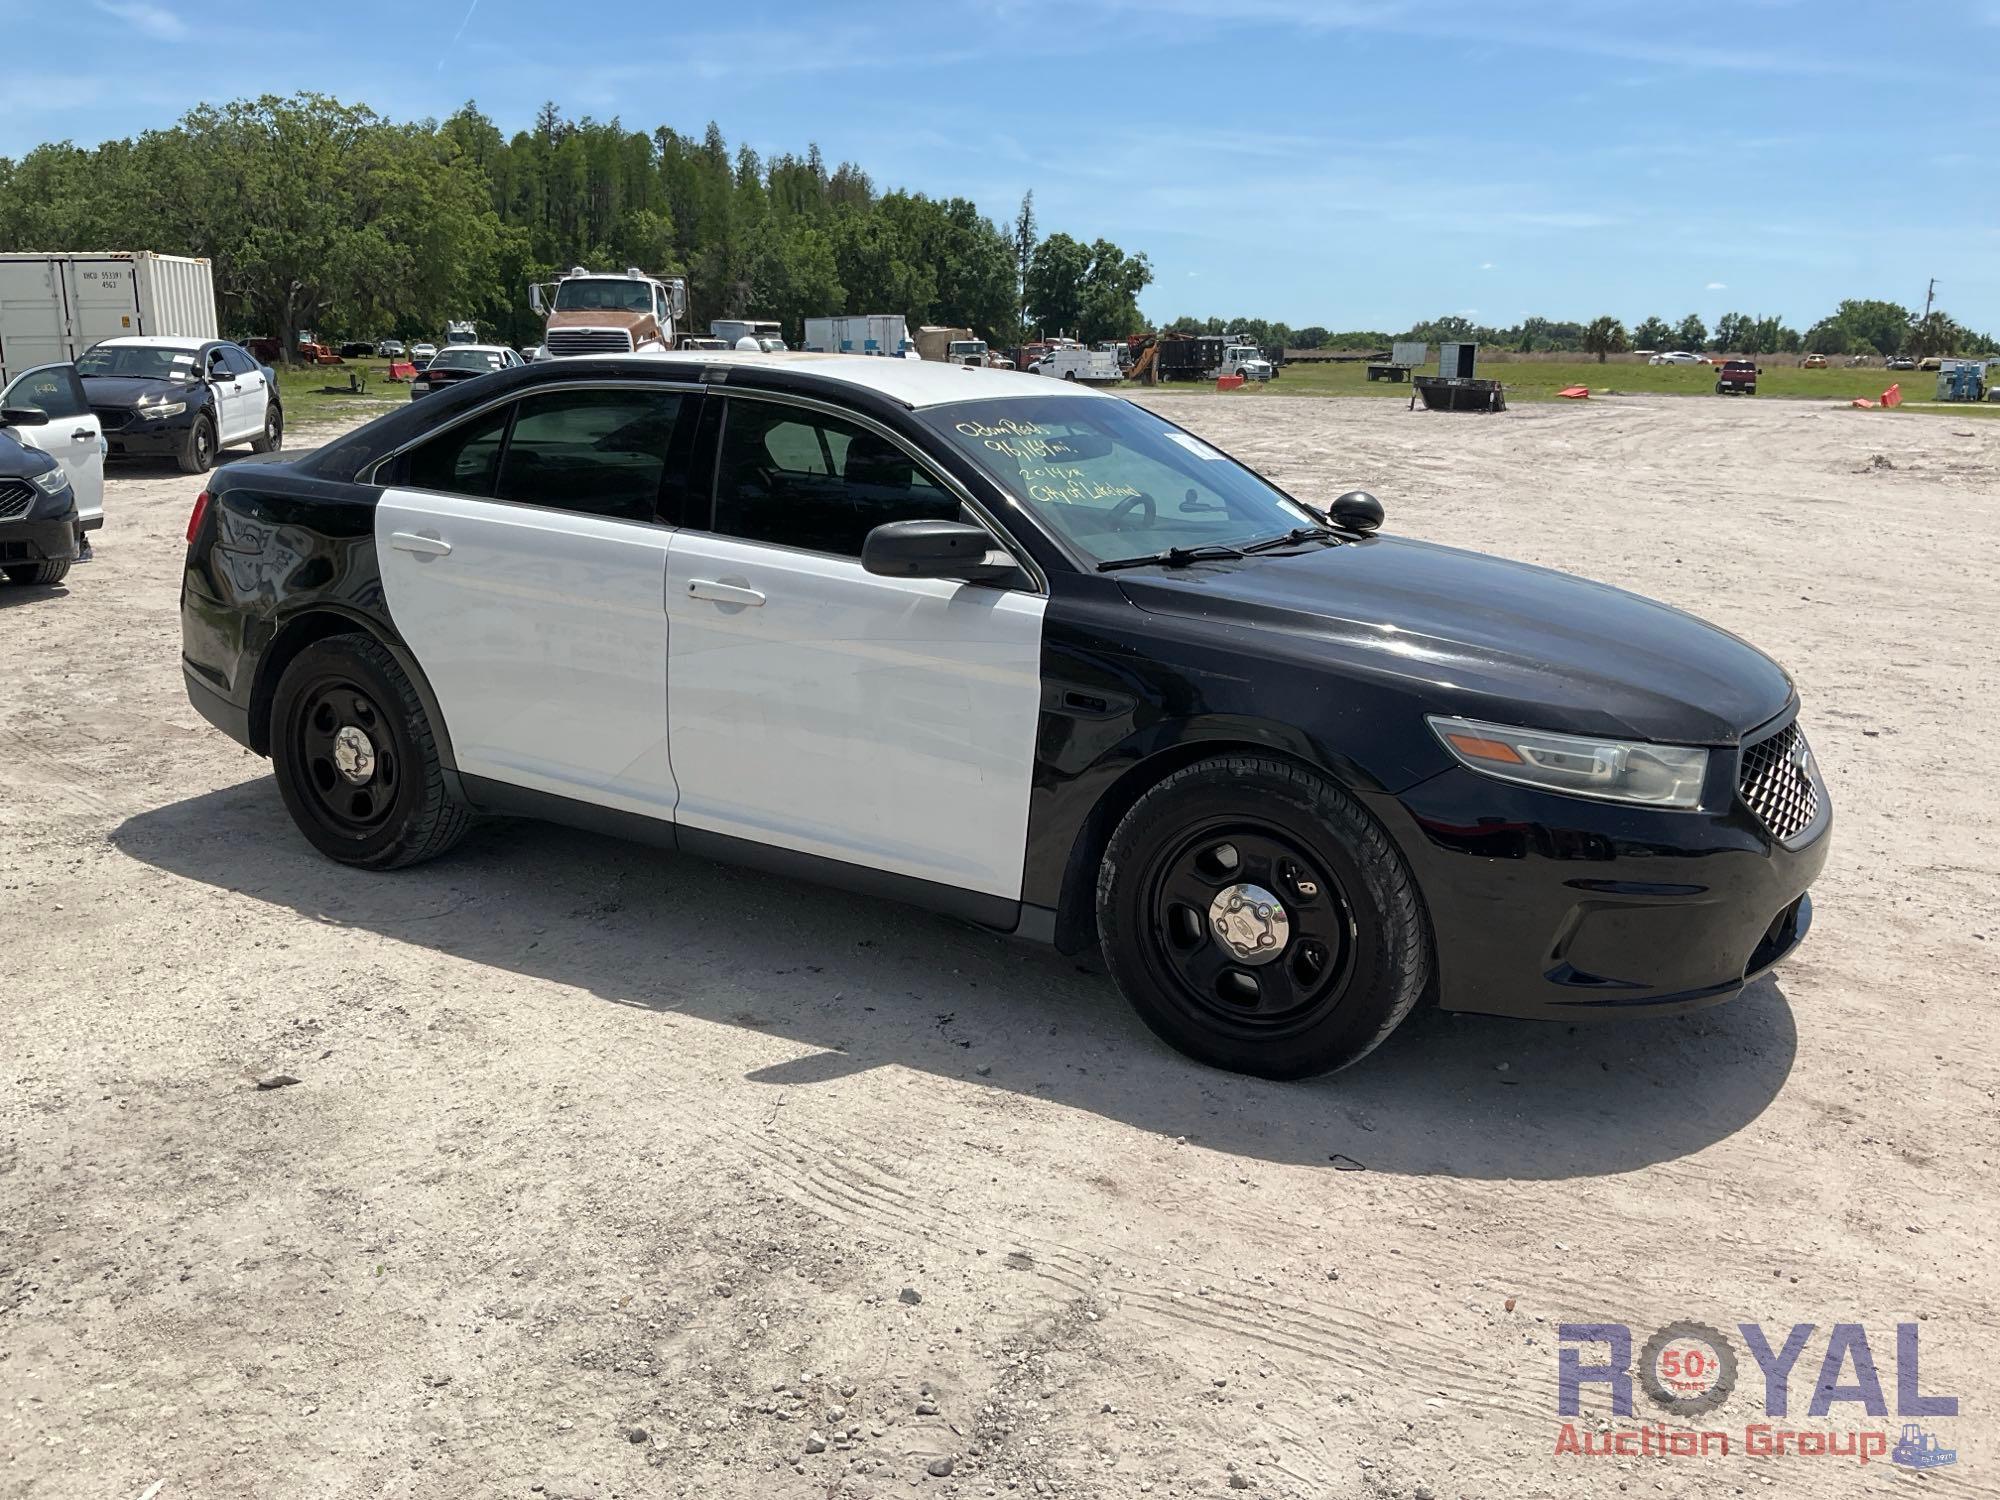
{"left": 0, "top": 480, "right": 34, "bottom": 519}
{"left": 545, "top": 328, "right": 636, "bottom": 356}
{"left": 92, "top": 406, "right": 132, "bottom": 432}
{"left": 1738, "top": 721, "right": 1820, "bottom": 841}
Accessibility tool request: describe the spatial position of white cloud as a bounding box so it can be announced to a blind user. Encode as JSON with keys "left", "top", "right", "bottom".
{"left": 1705, "top": 281, "right": 1728, "bottom": 289}
{"left": 1479, "top": 261, "right": 1496, "bottom": 270}
{"left": 94, "top": 0, "right": 185, "bottom": 38}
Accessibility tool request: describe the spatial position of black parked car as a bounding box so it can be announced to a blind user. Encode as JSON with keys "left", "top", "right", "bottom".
{"left": 179, "top": 353, "right": 1829, "bottom": 1078}
{"left": 79, "top": 337, "right": 282, "bottom": 474}
{"left": 408, "top": 344, "right": 523, "bottom": 400}
{"left": 0, "top": 415, "right": 81, "bottom": 586}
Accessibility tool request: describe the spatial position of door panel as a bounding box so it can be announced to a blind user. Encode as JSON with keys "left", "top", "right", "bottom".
{"left": 3, "top": 363, "right": 102, "bottom": 527}
{"left": 375, "top": 490, "right": 677, "bottom": 817}
{"left": 665, "top": 533, "right": 1046, "bottom": 899}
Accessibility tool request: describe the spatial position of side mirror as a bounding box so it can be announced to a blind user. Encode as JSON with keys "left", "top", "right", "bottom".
{"left": 862, "top": 519, "right": 1015, "bottom": 582}
{"left": 1329, "top": 490, "right": 1384, "bottom": 533}
{"left": 0, "top": 406, "right": 50, "bottom": 427}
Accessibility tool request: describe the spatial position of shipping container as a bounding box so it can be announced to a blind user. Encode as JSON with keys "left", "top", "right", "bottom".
{"left": 0, "top": 252, "right": 218, "bottom": 384}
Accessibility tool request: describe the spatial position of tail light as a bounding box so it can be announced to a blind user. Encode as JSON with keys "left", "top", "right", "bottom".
{"left": 186, "top": 490, "right": 210, "bottom": 544}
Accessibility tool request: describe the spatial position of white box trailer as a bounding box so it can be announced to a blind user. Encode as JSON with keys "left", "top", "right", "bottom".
{"left": 802, "top": 314, "right": 914, "bottom": 357}
{"left": 0, "top": 252, "right": 218, "bottom": 385}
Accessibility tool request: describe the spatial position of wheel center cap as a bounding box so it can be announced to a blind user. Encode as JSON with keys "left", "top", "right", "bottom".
{"left": 1209, "top": 882, "right": 1289, "bottom": 965}
{"left": 331, "top": 725, "right": 376, "bottom": 784}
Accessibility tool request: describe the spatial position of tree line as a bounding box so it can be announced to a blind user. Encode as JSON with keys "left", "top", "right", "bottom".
{"left": 1181, "top": 302, "right": 1995, "bottom": 360}
{"left": 0, "top": 94, "right": 1154, "bottom": 355}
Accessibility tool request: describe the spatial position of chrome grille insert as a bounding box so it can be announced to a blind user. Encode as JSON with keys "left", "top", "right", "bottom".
{"left": 545, "top": 328, "right": 636, "bottom": 356}
{"left": 0, "top": 480, "right": 35, "bottom": 520}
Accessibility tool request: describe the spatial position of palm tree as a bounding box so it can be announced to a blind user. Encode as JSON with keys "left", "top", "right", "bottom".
{"left": 1583, "top": 316, "right": 1629, "bottom": 364}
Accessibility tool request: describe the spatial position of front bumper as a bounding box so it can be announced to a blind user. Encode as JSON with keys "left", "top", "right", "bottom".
{"left": 1369, "top": 757, "right": 1830, "bottom": 1021}
{"left": 0, "top": 506, "right": 81, "bottom": 567}
{"left": 104, "top": 417, "right": 196, "bottom": 458}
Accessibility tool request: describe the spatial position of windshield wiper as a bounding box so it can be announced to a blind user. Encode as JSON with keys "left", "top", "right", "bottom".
{"left": 1096, "top": 543, "right": 1247, "bottom": 572}
{"left": 1238, "top": 524, "right": 1341, "bottom": 555}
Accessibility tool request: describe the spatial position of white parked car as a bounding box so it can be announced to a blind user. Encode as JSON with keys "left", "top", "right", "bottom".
{"left": 1648, "top": 351, "right": 1703, "bottom": 366}
{"left": 411, "top": 343, "right": 439, "bottom": 362}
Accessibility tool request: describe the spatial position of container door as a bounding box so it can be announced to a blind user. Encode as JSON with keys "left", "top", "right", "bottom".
{"left": 0, "top": 258, "right": 69, "bottom": 384}
{"left": 68, "top": 259, "right": 143, "bottom": 351}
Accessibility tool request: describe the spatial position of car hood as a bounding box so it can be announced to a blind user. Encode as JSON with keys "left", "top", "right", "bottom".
{"left": 81, "top": 374, "right": 202, "bottom": 407}
{"left": 1114, "top": 534, "right": 1795, "bottom": 745}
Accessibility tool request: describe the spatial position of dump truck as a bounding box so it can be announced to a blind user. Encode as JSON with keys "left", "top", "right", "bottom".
{"left": 915, "top": 326, "right": 988, "bottom": 366}
{"left": 529, "top": 266, "right": 691, "bottom": 357}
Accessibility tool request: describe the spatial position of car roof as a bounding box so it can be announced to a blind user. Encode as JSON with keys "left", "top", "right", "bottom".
{"left": 626, "top": 349, "right": 1108, "bottom": 409}
{"left": 94, "top": 335, "right": 213, "bottom": 349}
{"left": 434, "top": 344, "right": 514, "bottom": 355}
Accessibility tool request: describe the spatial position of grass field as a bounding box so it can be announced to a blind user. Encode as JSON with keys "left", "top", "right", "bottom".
{"left": 1231, "top": 358, "right": 1993, "bottom": 409}
{"left": 268, "top": 352, "right": 2000, "bottom": 425}
{"left": 273, "top": 358, "right": 406, "bottom": 426}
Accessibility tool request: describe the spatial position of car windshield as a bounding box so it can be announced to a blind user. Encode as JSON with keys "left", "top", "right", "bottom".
{"left": 554, "top": 279, "right": 654, "bottom": 313}
{"left": 76, "top": 344, "right": 201, "bottom": 380}
{"left": 923, "top": 396, "right": 1319, "bottom": 566}
{"left": 430, "top": 348, "right": 508, "bottom": 372}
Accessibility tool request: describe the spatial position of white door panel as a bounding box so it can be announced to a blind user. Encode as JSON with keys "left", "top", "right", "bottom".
{"left": 665, "top": 534, "right": 1046, "bottom": 899}
{"left": 375, "top": 490, "right": 677, "bottom": 816}
{"left": 3, "top": 363, "right": 102, "bottom": 527}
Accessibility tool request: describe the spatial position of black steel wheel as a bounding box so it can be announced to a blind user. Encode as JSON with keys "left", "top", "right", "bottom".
{"left": 270, "top": 634, "right": 470, "bottom": 868}
{"left": 1097, "top": 756, "right": 1431, "bottom": 1078}
{"left": 178, "top": 414, "right": 216, "bottom": 474}
{"left": 252, "top": 400, "right": 283, "bottom": 454}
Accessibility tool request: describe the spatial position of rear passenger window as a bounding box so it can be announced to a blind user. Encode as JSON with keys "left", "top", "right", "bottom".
{"left": 712, "top": 400, "right": 959, "bottom": 556}
{"left": 495, "top": 388, "right": 685, "bottom": 523}
{"left": 401, "top": 406, "right": 509, "bottom": 497}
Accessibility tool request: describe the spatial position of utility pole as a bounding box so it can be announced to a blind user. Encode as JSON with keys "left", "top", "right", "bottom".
{"left": 1922, "top": 277, "right": 1937, "bottom": 322}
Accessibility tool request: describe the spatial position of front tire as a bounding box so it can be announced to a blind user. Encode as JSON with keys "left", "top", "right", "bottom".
{"left": 1096, "top": 756, "right": 1431, "bottom": 1078}
{"left": 178, "top": 415, "right": 216, "bottom": 474}
{"left": 4, "top": 559, "right": 71, "bottom": 586}
{"left": 251, "top": 400, "right": 283, "bottom": 454}
{"left": 270, "top": 634, "right": 470, "bottom": 868}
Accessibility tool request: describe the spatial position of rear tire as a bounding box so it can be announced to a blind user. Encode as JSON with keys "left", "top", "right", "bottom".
{"left": 1096, "top": 756, "right": 1431, "bottom": 1079}
{"left": 270, "top": 634, "right": 470, "bottom": 869}
{"left": 251, "top": 400, "right": 283, "bottom": 454}
{"left": 4, "top": 559, "right": 71, "bottom": 586}
{"left": 177, "top": 415, "right": 216, "bottom": 474}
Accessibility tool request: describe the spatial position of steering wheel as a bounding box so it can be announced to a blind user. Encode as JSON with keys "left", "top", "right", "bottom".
{"left": 1109, "top": 491, "right": 1157, "bottom": 529}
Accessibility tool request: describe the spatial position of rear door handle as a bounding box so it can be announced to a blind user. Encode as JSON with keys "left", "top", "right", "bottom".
{"left": 72, "top": 428, "right": 94, "bottom": 441}
{"left": 686, "top": 578, "right": 765, "bottom": 607}
{"left": 390, "top": 531, "right": 452, "bottom": 558}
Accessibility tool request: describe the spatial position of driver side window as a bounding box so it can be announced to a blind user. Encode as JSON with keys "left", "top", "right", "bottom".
{"left": 4, "top": 365, "right": 87, "bottom": 420}
{"left": 711, "top": 400, "right": 962, "bottom": 557}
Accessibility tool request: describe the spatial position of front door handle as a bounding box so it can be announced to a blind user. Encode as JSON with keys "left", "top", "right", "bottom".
{"left": 686, "top": 578, "right": 765, "bottom": 607}
{"left": 71, "top": 428, "right": 94, "bottom": 442}
{"left": 390, "top": 531, "right": 452, "bottom": 558}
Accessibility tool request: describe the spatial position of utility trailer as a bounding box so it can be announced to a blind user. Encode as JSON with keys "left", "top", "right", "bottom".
{"left": 1367, "top": 341, "right": 1430, "bottom": 383}
{"left": 0, "top": 251, "right": 217, "bottom": 384}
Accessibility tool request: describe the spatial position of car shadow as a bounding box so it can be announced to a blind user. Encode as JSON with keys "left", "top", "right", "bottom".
{"left": 0, "top": 579, "right": 72, "bottom": 606}
{"left": 112, "top": 780, "right": 1800, "bottom": 1181}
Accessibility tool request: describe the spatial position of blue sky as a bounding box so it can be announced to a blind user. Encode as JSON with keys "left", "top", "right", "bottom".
{"left": 7, "top": 0, "right": 1998, "bottom": 333}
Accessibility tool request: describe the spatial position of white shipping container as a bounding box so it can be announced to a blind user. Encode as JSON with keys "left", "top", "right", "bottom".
{"left": 0, "top": 252, "right": 218, "bottom": 384}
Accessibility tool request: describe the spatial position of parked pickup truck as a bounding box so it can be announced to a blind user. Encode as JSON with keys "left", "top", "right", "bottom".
{"left": 1715, "top": 360, "right": 1759, "bottom": 395}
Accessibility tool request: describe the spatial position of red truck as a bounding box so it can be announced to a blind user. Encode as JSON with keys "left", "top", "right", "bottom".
{"left": 1716, "top": 359, "right": 1759, "bottom": 395}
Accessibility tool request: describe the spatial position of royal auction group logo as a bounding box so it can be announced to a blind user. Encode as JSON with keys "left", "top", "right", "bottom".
{"left": 1556, "top": 1321, "right": 1959, "bottom": 1468}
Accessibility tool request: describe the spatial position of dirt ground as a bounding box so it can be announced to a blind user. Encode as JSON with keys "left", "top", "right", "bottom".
{"left": 3, "top": 393, "right": 1995, "bottom": 1500}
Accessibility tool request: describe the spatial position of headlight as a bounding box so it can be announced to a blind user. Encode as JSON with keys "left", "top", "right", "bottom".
{"left": 138, "top": 400, "right": 188, "bottom": 420}
{"left": 1428, "top": 715, "right": 1709, "bottom": 808}
{"left": 29, "top": 467, "right": 71, "bottom": 494}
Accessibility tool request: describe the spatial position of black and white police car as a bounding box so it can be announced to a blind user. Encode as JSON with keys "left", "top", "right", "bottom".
{"left": 79, "top": 336, "right": 282, "bottom": 474}
{"left": 179, "top": 352, "right": 1828, "bottom": 1077}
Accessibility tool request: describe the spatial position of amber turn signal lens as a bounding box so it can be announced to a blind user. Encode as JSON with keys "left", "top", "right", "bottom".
{"left": 1443, "top": 732, "right": 1524, "bottom": 764}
